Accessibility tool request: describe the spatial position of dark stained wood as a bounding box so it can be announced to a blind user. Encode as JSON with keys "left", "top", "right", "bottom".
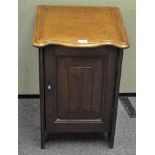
{"left": 38, "top": 45, "right": 125, "bottom": 149}
{"left": 40, "top": 45, "right": 118, "bottom": 136}
{"left": 39, "top": 48, "right": 46, "bottom": 149}
{"left": 57, "top": 57, "right": 103, "bottom": 119}
{"left": 44, "top": 46, "right": 57, "bottom": 133}
{"left": 109, "top": 49, "right": 123, "bottom": 148}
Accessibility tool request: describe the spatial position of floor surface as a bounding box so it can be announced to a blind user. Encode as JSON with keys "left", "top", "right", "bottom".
{"left": 18, "top": 97, "right": 136, "bottom": 155}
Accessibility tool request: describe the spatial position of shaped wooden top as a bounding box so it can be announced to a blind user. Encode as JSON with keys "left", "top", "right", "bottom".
{"left": 33, "top": 6, "right": 129, "bottom": 48}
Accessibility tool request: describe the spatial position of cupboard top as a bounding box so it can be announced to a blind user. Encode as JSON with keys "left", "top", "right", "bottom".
{"left": 33, "top": 6, "right": 129, "bottom": 49}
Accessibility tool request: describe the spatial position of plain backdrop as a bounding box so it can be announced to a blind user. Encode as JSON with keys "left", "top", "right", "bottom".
{"left": 18, "top": 0, "right": 136, "bottom": 94}
{"left": 1, "top": 0, "right": 155, "bottom": 155}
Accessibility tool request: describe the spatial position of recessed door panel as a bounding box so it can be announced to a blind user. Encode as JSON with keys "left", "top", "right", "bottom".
{"left": 57, "top": 58, "right": 104, "bottom": 119}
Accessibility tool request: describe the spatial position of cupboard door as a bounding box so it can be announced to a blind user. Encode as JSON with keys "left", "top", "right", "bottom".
{"left": 44, "top": 46, "right": 117, "bottom": 132}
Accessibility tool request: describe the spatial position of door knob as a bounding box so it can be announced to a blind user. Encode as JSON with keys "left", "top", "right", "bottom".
{"left": 47, "top": 84, "right": 52, "bottom": 90}
{"left": 47, "top": 82, "right": 54, "bottom": 91}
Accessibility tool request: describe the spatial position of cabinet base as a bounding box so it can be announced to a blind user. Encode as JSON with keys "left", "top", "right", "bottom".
{"left": 40, "top": 132, "right": 115, "bottom": 149}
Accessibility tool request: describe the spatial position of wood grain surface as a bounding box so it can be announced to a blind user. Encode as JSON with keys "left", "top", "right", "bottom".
{"left": 33, "top": 6, "right": 129, "bottom": 48}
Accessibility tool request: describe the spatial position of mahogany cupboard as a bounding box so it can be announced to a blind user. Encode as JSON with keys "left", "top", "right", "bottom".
{"left": 33, "top": 6, "right": 129, "bottom": 149}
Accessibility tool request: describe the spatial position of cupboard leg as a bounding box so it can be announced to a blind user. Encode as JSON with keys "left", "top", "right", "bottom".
{"left": 40, "top": 126, "right": 46, "bottom": 149}
{"left": 108, "top": 132, "right": 114, "bottom": 149}
{"left": 40, "top": 115, "right": 46, "bottom": 149}
{"left": 41, "top": 136, "right": 45, "bottom": 149}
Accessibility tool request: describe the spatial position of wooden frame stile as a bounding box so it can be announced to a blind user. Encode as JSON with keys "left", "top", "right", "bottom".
{"left": 109, "top": 48, "right": 123, "bottom": 148}
{"left": 39, "top": 47, "right": 46, "bottom": 149}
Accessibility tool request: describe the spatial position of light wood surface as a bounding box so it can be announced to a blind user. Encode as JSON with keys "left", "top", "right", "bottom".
{"left": 33, "top": 5, "right": 129, "bottom": 48}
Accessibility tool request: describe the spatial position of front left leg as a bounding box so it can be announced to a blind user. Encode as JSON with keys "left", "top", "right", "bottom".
{"left": 108, "top": 132, "right": 115, "bottom": 148}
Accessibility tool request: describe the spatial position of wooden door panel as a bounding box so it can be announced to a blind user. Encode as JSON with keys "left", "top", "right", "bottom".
{"left": 68, "top": 67, "right": 93, "bottom": 113}
{"left": 44, "top": 46, "right": 118, "bottom": 132}
{"left": 57, "top": 58, "right": 104, "bottom": 119}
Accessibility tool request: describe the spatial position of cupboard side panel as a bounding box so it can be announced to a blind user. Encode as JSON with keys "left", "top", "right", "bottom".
{"left": 101, "top": 47, "right": 118, "bottom": 130}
